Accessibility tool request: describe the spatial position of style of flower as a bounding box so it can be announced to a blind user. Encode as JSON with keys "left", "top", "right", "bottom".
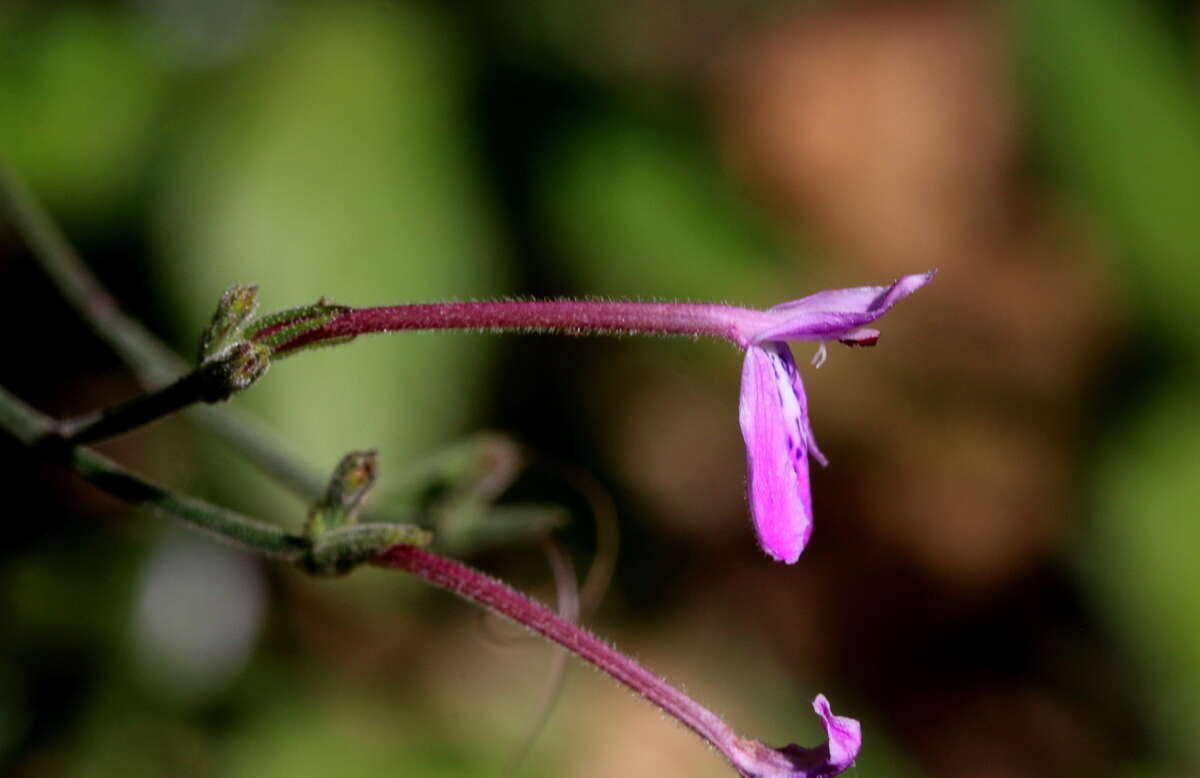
{"left": 737, "top": 272, "right": 935, "bottom": 563}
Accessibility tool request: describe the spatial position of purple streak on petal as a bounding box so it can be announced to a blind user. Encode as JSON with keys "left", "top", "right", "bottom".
{"left": 788, "top": 348, "right": 828, "bottom": 468}
{"left": 753, "top": 270, "right": 935, "bottom": 343}
{"left": 739, "top": 343, "right": 816, "bottom": 564}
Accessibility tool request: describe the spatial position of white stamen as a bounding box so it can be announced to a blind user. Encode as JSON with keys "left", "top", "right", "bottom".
{"left": 810, "top": 342, "right": 828, "bottom": 369}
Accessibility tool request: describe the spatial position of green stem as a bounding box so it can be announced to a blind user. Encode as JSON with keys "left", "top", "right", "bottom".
{"left": 70, "top": 445, "right": 308, "bottom": 559}
{"left": 0, "top": 384, "right": 307, "bottom": 559}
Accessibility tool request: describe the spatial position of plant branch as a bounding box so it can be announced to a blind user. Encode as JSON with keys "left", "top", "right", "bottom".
{"left": 0, "top": 384, "right": 307, "bottom": 559}
{"left": 52, "top": 371, "right": 214, "bottom": 444}
{"left": 50, "top": 339, "right": 268, "bottom": 445}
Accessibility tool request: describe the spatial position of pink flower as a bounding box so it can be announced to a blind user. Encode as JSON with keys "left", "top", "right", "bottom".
{"left": 739, "top": 272, "right": 935, "bottom": 563}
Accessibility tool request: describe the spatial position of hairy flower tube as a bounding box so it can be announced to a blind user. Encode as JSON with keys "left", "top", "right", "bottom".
{"left": 259, "top": 271, "right": 934, "bottom": 564}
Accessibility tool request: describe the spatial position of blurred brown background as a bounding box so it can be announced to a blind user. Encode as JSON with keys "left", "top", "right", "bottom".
{"left": 2, "top": 0, "right": 1199, "bottom": 776}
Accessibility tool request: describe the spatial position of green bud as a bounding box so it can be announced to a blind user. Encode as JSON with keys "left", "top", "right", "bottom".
{"left": 195, "top": 341, "right": 271, "bottom": 402}
{"left": 199, "top": 284, "right": 260, "bottom": 360}
{"left": 306, "top": 450, "right": 378, "bottom": 539}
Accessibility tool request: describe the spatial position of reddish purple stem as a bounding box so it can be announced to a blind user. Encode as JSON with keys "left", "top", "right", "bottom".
{"left": 274, "top": 301, "right": 774, "bottom": 353}
{"left": 374, "top": 545, "right": 743, "bottom": 764}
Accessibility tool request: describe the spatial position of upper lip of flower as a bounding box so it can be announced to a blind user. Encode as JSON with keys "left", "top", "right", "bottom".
{"left": 737, "top": 271, "right": 935, "bottom": 564}
{"left": 751, "top": 270, "right": 936, "bottom": 344}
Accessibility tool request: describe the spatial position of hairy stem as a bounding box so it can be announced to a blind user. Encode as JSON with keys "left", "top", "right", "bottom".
{"left": 374, "top": 544, "right": 745, "bottom": 768}
{"left": 273, "top": 300, "right": 773, "bottom": 354}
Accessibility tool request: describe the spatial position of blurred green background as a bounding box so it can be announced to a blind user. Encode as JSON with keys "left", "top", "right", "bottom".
{"left": 2, "top": 0, "right": 1199, "bottom": 776}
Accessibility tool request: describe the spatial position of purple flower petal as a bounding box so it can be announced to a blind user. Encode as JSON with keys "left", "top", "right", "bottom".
{"left": 754, "top": 271, "right": 935, "bottom": 343}
{"left": 733, "top": 271, "right": 930, "bottom": 564}
{"left": 729, "top": 694, "right": 862, "bottom": 777}
{"left": 739, "top": 343, "right": 817, "bottom": 564}
{"left": 811, "top": 694, "right": 862, "bottom": 772}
